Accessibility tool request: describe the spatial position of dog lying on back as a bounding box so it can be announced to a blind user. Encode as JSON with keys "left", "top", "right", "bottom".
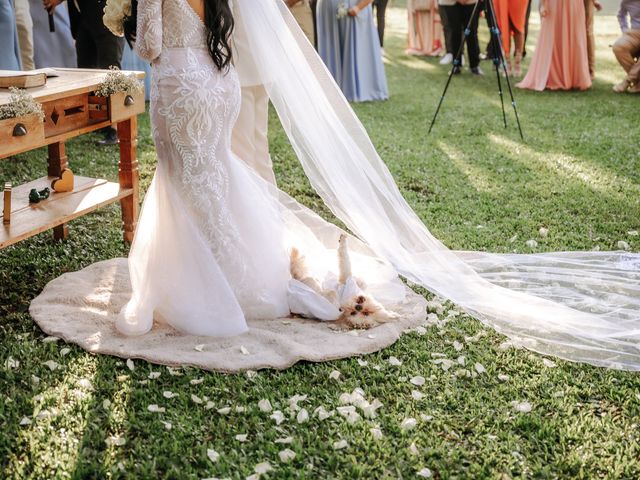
{"left": 290, "top": 234, "right": 399, "bottom": 329}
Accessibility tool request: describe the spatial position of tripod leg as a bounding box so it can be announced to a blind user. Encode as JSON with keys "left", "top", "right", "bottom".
{"left": 429, "top": 2, "right": 483, "bottom": 134}
{"left": 494, "top": 58, "right": 507, "bottom": 129}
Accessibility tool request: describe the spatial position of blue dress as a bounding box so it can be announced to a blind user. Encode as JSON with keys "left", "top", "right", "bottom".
{"left": 317, "top": 0, "right": 388, "bottom": 102}
{"left": 29, "top": 0, "right": 77, "bottom": 69}
{"left": 0, "top": 0, "right": 21, "bottom": 70}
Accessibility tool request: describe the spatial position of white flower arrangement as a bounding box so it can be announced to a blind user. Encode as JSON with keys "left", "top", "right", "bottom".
{"left": 95, "top": 67, "right": 144, "bottom": 97}
{"left": 0, "top": 87, "right": 44, "bottom": 121}
{"left": 103, "top": 0, "right": 132, "bottom": 37}
{"left": 336, "top": 2, "right": 349, "bottom": 18}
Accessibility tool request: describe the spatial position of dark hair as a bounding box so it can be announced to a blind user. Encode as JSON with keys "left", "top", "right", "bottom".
{"left": 123, "top": 0, "right": 138, "bottom": 49}
{"left": 204, "top": 0, "right": 234, "bottom": 70}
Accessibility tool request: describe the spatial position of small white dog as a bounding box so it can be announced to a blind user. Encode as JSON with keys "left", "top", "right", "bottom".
{"left": 290, "top": 234, "right": 398, "bottom": 329}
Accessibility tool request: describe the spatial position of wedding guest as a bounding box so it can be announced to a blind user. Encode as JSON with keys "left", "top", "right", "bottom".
{"left": 317, "top": 0, "right": 389, "bottom": 101}
{"left": 372, "top": 0, "right": 388, "bottom": 47}
{"left": 493, "top": 0, "right": 529, "bottom": 76}
{"left": 517, "top": 0, "right": 591, "bottom": 91}
{"left": 438, "top": 0, "right": 455, "bottom": 64}
{"left": 584, "top": 0, "right": 603, "bottom": 78}
{"left": 14, "top": 0, "right": 35, "bottom": 70}
{"left": 287, "top": 0, "right": 315, "bottom": 44}
{"left": 440, "top": 0, "right": 483, "bottom": 75}
{"left": 612, "top": 0, "right": 640, "bottom": 93}
{"left": 310, "top": 0, "right": 318, "bottom": 46}
{"left": 44, "top": 0, "right": 125, "bottom": 145}
{"left": 407, "top": 0, "right": 444, "bottom": 56}
{"left": 0, "top": 0, "right": 21, "bottom": 70}
{"left": 28, "top": 0, "right": 76, "bottom": 68}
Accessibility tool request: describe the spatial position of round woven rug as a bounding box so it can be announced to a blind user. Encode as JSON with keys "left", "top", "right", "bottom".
{"left": 29, "top": 258, "right": 428, "bottom": 372}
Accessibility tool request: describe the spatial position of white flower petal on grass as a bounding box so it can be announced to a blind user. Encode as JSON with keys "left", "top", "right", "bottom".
{"left": 388, "top": 356, "right": 402, "bottom": 366}
{"left": 278, "top": 448, "right": 296, "bottom": 462}
{"left": 275, "top": 436, "right": 294, "bottom": 444}
{"left": 60, "top": 348, "right": 71, "bottom": 356}
{"left": 217, "top": 407, "right": 231, "bottom": 415}
{"left": 31, "top": 375, "right": 40, "bottom": 385}
{"left": 433, "top": 359, "right": 454, "bottom": 371}
{"left": 474, "top": 363, "right": 486, "bottom": 374}
{"left": 329, "top": 370, "right": 341, "bottom": 380}
{"left": 617, "top": 240, "right": 630, "bottom": 251}
{"left": 235, "top": 434, "right": 248, "bottom": 442}
{"left": 314, "top": 406, "right": 331, "bottom": 420}
{"left": 163, "top": 391, "right": 177, "bottom": 399}
{"left": 333, "top": 440, "right": 349, "bottom": 450}
{"left": 539, "top": 227, "right": 549, "bottom": 238}
{"left": 401, "top": 418, "right": 417, "bottom": 431}
{"left": 19, "top": 416, "right": 31, "bottom": 426}
{"left": 105, "top": 435, "right": 126, "bottom": 447}
{"left": 207, "top": 449, "right": 220, "bottom": 463}
{"left": 194, "top": 344, "right": 205, "bottom": 352}
{"left": 409, "top": 442, "right": 419, "bottom": 455}
{"left": 161, "top": 420, "right": 172, "bottom": 430}
{"left": 411, "top": 390, "right": 425, "bottom": 401}
{"left": 43, "top": 360, "right": 60, "bottom": 371}
{"left": 296, "top": 408, "right": 309, "bottom": 423}
{"left": 288, "top": 394, "right": 307, "bottom": 411}
{"left": 191, "top": 394, "right": 203, "bottom": 404}
{"left": 102, "top": 399, "right": 111, "bottom": 410}
{"left": 420, "top": 414, "right": 433, "bottom": 422}
{"left": 240, "top": 346, "right": 250, "bottom": 355}
{"left": 148, "top": 371, "right": 161, "bottom": 379}
{"left": 126, "top": 359, "right": 135, "bottom": 371}
{"left": 258, "top": 399, "right": 272, "bottom": 412}
{"left": 356, "top": 358, "right": 368, "bottom": 367}
{"left": 205, "top": 401, "right": 215, "bottom": 410}
{"left": 78, "top": 378, "right": 93, "bottom": 390}
{"left": 417, "top": 467, "right": 433, "bottom": 478}
{"left": 190, "top": 378, "right": 203, "bottom": 385}
{"left": 167, "top": 367, "right": 182, "bottom": 376}
{"left": 498, "top": 374, "right": 510, "bottom": 382}
{"left": 246, "top": 370, "right": 258, "bottom": 379}
{"left": 147, "top": 404, "right": 165, "bottom": 413}
{"left": 453, "top": 341, "right": 463, "bottom": 352}
{"left": 370, "top": 427, "right": 383, "bottom": 440}
{"left": 270, "top": 410, "right": 285, "bottom": 425}
{"left": 525, "top": 239, "right": 538, "bottom": 248}
{"left": 42, "top": 336, "right": 60, "bottom": 343}
{"left": 410, "top": 376, "right": 425, "bottom": 386}
{"left": 254, "top": 462, "right": 272, "bottom": 474}
{"left": 542, "top": 358, "right": 557, "bottom": 368}
{"left": 512, "top": 401, "right": 532, "bottom": 413}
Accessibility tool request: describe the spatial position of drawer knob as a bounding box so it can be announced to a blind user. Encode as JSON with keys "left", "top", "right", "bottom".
{"left": 124, "top": 95, "right": 135, "bottom": 106}
{"left": 12, "top": 123, "right": 27, "bottom": 137}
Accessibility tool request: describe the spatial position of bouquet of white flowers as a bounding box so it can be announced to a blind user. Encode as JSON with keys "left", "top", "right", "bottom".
{"left": 336, "top": 2, "right": 349, "bottom": 18}
{"left": 103, "top": 0, "right": 132, "bottom": 37}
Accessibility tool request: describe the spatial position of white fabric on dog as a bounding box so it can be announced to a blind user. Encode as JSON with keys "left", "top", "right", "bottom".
{"left": 30, "top": 258, "right": 427, "bottom": 372}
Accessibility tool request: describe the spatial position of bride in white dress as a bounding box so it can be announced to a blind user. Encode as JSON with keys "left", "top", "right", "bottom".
{"left": 105, "top": 0, "right": 640, "bottom": 370}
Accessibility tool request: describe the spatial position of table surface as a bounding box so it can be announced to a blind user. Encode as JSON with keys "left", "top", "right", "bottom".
{"left": 0, "top": 68, "right": 145, "bottom": 105}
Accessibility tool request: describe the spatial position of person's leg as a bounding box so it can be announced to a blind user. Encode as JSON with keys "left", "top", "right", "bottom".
{"left": 373, "top": 0, "right": 388, "bottom": 47}
{"left": 523, "top": 0, "right": 532, "bottom": 56}
{"left": 462, "top": 3, "right": 481, "bottom": 70}
{"left": 14, "top": 0, "right": 34, "bottom": 70}
{"left": 447, "top": 4, "right": 463, "bottom": 71}
{"left": 583, "top": 0, "right": 595, "bottom": 78}
{"left": 438, "top": 4, "right": 453, "bottom": 54}
{"left": 309, "top": 0, "right": 318, "bottom": 48}
{"left": 612, "top": 31, "right": 636, "bottom": 92}
{"left": 74, "top": 23, "right": 97, "bottom": 68}
{"left": 622, "top": 29, "right": 640, "bottom": 91}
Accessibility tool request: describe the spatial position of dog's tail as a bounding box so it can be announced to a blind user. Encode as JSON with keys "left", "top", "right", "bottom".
{"left": 290, "top": 247, "right": 308, "bottom": 281}
{"left": 338, "top": 234, "right": 352, "bottom": 284}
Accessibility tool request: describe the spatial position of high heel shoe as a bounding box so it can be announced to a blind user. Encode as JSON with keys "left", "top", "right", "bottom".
{"left": 514, "top": 53, "right": 523, "bottom": 78}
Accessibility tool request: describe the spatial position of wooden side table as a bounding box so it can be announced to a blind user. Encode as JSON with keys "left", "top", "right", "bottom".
{"left": 0, "top": 68, "right": 145, "bottom": 249}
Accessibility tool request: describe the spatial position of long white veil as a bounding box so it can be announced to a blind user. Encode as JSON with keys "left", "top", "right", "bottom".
{"left": 232, "top": 0, "right": 640, "bottom": 370}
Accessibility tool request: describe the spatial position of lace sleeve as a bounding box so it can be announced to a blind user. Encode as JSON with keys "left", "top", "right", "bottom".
{"left": 135, "top": 0, "right": 163, "bottom": 62}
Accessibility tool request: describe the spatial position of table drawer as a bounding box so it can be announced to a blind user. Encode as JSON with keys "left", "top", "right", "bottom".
{"left": 0, "top": 114, "right": 45, "bottom": 159}
{"left": 43, "top": 93, "right": 90, "bottom": 138}
{"left": 108, "top": 91, "right": 145, "bottom": 123}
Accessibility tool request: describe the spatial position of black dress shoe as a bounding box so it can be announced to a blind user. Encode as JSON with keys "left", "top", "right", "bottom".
{"left": 471, "top": 67, "right": 484, "bottom": 76}
{"left": 452, "top": 65, "right": 462, "bottom": 75}
{"left": 96, "top": 128, "right": 119, "bottom": 146}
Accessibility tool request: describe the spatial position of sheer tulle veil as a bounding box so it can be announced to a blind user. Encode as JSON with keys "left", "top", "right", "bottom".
{"left": 232, "top": 0, "right": 640, "bottom": 370}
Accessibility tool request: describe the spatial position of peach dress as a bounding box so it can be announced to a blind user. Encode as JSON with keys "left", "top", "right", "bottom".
{"left": 517, "top": 0, "right": 591, "bottom": 91}
{"left": 493, "top": 0, "right": 529, "bottom": 57}
{"left": 406, "top": 0, "right": 444, "bottom": 56}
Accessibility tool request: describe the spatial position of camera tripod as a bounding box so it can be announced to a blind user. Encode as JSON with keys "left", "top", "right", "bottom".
{"left": 428, "top": 0, "right": 524, "bottom": 140}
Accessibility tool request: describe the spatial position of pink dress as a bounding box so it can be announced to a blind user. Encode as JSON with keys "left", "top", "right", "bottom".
{"left": 517, "top": 0, "right": 591, "bottom": 91}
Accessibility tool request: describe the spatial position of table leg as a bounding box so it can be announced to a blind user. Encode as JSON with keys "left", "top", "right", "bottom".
{"left": 117, "top": 118, "right": 139, "bottom": 244}
{"left": 47, "top": 142, "right": 69, "bottom": 241}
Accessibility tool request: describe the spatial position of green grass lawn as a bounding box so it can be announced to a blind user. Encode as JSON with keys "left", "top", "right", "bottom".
{"left": 1, "top": 6, "right": 640, "bottom": 479}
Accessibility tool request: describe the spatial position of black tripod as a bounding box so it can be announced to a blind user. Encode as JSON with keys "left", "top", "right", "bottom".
{"left": 428, "top": 0, "right": 524, "bottom": 140}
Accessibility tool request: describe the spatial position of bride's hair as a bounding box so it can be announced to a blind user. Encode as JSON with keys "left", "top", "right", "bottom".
{"left": 204, "top": 0, "right": 234, "bottom": 70}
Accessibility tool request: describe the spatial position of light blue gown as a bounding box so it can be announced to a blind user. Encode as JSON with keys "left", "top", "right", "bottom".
{"left": 316, "top": 0, "right": 388, "bottom": 102}
{"left": 29, "top": 0, "right": 77, "bottom": 69}
{"left": 0, "top": 0, "right": 21, "bottom": 70}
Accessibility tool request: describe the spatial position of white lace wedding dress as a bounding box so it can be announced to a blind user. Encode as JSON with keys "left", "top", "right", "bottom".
{"left": 116, "top": 0, "right": 404, "bottom": 336}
